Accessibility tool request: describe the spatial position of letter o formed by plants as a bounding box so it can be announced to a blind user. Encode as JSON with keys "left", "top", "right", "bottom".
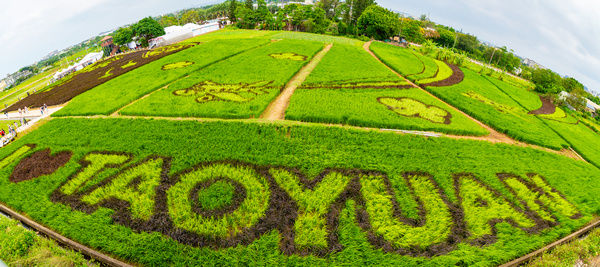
{"left": 167, "top": 163, "right": 270, "bottom": 239}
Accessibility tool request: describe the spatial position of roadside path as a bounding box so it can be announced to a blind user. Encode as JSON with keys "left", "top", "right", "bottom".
{"left": 260, "top": 44, "right": 333, "bottom": 120}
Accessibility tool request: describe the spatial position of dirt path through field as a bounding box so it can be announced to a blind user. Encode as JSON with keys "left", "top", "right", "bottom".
{"left": 260, "top": 44, "right": 333, "bottom": 120}
{"left": 363, "top": 41, "right": 586, "bottom": 162}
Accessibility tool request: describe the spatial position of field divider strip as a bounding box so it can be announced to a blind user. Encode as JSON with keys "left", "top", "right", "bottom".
{"left": 260, "top": 43, "right": 333, "bottom": 120}
{"left": 55, "top": 114, "right": 582, "bottom": 161}
{"left": 0, "top": 202, "right": 133, "bottom": 267}
{"left": 500, "top": 217, "right": 600, "bottom": 266}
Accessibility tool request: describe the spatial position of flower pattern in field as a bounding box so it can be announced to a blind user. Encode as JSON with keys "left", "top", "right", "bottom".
{"left": 173, "top": 81, "right": 275, "bottom": 103}
{"left": 378, "top": 97, "right": 452, "bottom": 124}
{"left": 269, "top": 52, "right": 307, "bottom": 61}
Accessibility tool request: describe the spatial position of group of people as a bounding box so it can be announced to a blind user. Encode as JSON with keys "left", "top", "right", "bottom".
{"left": 0, "top": 104, "right": 47, "bottom": 147}
{"left": 0, "top": 122, "right": 19, "bottom": 137}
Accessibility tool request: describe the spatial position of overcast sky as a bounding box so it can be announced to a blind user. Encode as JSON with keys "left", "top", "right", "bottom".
{"left": 1, "top": 0, "right": 598, "bottom": 93}
{"left": 380, "top": 0, "right": 600, "bottom": 93}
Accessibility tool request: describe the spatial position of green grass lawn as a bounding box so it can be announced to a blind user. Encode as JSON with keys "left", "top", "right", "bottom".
{"left": 0, "top": 118, "right": 597, "bottom": 266}
{"left": 425, "top": 68, "right": 568, "bottom": 150}
{"left": 55, "top": 38, "right": 272, "bottom": 116}
{"left": 119, "top": 39, "right": 325, "bottom": 118}
{"left": 370, "top": 42, "right": 425, "bottom": 77}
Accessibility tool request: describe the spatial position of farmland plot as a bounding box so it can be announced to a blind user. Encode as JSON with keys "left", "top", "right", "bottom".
{"left": 0, "top": 118, "right": 598, "bottom": 266}
{"left": 55, "top": 38, "right": 271, "bottom": 116}
{"left": 120, "top": 39, "right": 324, "bottom": 119}
{"left": 425, "top": 68, "right": 568, "bottom": 150}
{"left": 538, "top": 110, "right": 600, "bottom": 168}
{"left": 287, "top": 44, "right": 488, "bottom": 136}
{"left": 8, "top": 43, "right": 198, "bottom": 112}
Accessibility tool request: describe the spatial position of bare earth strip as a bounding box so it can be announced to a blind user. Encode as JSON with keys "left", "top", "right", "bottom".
{"left": 260, "top": 44, "right": 333, "bottom": 120}
{"left": 363, "top": 41, "right": 584, "bottom": 162}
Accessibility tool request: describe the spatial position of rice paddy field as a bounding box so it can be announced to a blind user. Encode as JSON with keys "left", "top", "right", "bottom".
{"left": 1, "top": 30, "right": 600, "bottom": 266}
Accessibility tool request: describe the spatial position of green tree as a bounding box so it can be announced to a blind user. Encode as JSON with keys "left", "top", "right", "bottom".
{"left": 400, "top": 19, "right": 424, "bottom": 43}
{"left": 456, "top": 33, "right": 479, "bottom": 54}
{"left": 157, "top": 15, "right": 179, "bottom": 27}
{"left": 562, "top": 77, "right": 584, "bottom": 93}
{"left": 236, "top": 6, "right": 256, "bottom": 29}
{"left": 318, "top": 0, "right": 340, "bottom": 19}
{"left": 532, "top": 68, "right": 564, "bottom": 94}
{"left": 180, "top": 10, "right": 200, "bottom": 24}
{"left": 351, "top": 0, "right": 375, "bottom": 24}
{"left": 132, "top": 17, "right": 165, "bottom": 47}
{"left": 245, "top": 0, "right": 253, "bottom": 10}
{"left": 357, "top": 5, "right": 399, "bottom": 40}
{"left": 113, "top": 27, "right": 133, "bottom": 46}
{"left": 435, "top": 28, "right": 455, "bottom": 47}
{"left": 229, "top": 0, "right": 238, "bottom": 22}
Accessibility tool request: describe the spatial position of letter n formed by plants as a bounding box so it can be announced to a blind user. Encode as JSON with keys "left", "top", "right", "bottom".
{"left": 498, "top": 173, "right": 581, "bottom": 224}
{"left": 270, "top": 169, "right": 352, "bottom": 251}
{"left": 454, "top": 174, "right": 538, "bottom": 244}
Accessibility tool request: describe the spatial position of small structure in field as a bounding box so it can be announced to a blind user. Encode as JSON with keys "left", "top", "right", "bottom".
{"left": 100, "top": 36, "right": 119, "bottom": 57}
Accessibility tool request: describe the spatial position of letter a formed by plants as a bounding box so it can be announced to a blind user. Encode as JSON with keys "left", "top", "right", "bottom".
{"left": 360, "top": 173, "right": 453, "bottom": 249}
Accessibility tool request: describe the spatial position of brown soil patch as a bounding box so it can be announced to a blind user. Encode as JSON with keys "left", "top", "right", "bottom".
{"left": 5, "top": 43, "right": 197, "bottom": 112}
{"left": 528, "top": 96, "right": 556, "bottom": 115}
{"left": 260, "top": 44, "right": 333, "bottom": 120}
{"left": 419, "top": 63, "right": 464, "bottom": 87}
{"left": 10, "top": 148, "right": 72, "bottom": 183}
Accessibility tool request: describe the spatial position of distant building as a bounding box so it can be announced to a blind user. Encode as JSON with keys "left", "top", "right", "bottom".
{"left": 149, "top": 22, "right": 221, "bottom": 48}
{"left": 586, "top": 99, "right": 600, "bottom": 113}
{"left": 0, "top": 80, "right": 8, "bottom": 90}
{"left": 522, "top": 58, "right": 546, "bottom": 69}
{"left": 100, "top": 36, "right": 118, "bottom": 57}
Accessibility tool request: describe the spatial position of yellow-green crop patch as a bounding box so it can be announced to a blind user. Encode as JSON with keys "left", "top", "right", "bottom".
{"left": 55, "top": 38, "right": 272, "bottom": 116}
{"left": 0, "top": 118, "right": 597, "bottom": 266}
{"left": 119, "top": 39, "right": 324, "bottom": 119}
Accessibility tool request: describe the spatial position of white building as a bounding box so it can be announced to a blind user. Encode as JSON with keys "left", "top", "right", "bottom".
{"left": 53, "top": 51, "right": 103, "bottom": 81}
{"left": 150, "top": 22, "right": 221, "bottom": 48}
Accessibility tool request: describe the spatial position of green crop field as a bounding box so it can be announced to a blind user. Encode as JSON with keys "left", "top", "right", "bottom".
{"left": 55, "top": 39, "right": 272, "bottom": 116}
{"left": 287, "top": 43, "right": 486, "bottom": 135}
{"left": 303, "top": 44, "right": 399, "bottom": 85}
{"left": 0, "top": 118, "right": 598, "bottom": 266}
{"left": 424, "top": 68, "right": 568, "bottom": 149}
{"left": 287, "top": 88, "right": 489, "bottom": 135}
{"left": 3, "top": 29, "right": 600, "bottom": 266}
{"left": 370, "top": 42, "right": 425, "bottom": 77}
{"left": 119, "top": 39, "right": 324, "bottom": 118}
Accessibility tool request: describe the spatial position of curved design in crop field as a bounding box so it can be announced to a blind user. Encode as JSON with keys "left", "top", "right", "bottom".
{"left": 4, "top": 43, "right": 198, "bottom": 111}
{"left": 419, "top": 63, "right": 465, "bottom": 87}
{"left": 378, "top": 97, "right": 452, "bottom": 124}
{"left": 172, "top": 81, "right": 275, "bottom": 103}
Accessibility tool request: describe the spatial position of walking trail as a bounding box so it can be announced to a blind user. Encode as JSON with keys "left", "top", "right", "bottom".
{"left": 260, "top": 44, "right": 333, "bottom": 120}
{"left": 363, "top": 41, "right": 584, "bottom": 161}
